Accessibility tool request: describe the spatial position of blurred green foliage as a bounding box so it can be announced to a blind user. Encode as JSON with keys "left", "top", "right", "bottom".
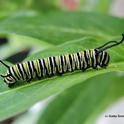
{"left": 80, "top": 0, "right": 112, "bottom": 13}
{"left": 0, "top": 0, "right": 112, "bottom": 18}
{"left": 37, "top": 72, "right": 124, "bottom": 124}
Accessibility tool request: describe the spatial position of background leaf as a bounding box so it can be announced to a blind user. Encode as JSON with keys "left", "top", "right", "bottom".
{"left": 0, "top": 34, "right": 53, "bottom": 60}
{"left": 0, "top": 39, "right": 124, "bottom": 121}
{"left": 0, "top": 12, "right": 123, "bottom": 45}
{"left": 80, "top": 0, "right": 112, "bottom": 13}
{"left": 37, "top": 72, "right": 124, "bottom": 124}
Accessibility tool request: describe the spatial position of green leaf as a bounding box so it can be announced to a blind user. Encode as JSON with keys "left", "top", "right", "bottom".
{"left": 0, "top": 12, "right": 123, "bottom": 45}
{"left": 36, "top": 72, "right": 124, "bottom": 124}
{"left": 0, "top": 38, "right": 124, "bottom": 121}
{"left": 0, "top": 0, "right": 59, "bottom": 18}
{"left": 0, "top": 0, "right": 31, "bottom": 18}
{"left": 0, "top": 12, "right": 124, "bottom": 121}
{"left": 31, "top": 0, "right": 58, "bottom": 11}
{"left": 80, "top": 0, "right": 112, "bottom": 13}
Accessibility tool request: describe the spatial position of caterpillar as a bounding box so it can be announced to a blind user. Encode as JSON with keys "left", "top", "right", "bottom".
{"left": 0, "top": 34, "right": 124, "bottom": 87}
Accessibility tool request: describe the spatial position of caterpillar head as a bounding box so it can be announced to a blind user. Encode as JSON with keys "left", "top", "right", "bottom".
{"left": 4, "top": 75, "right": 16, "bottom": 84}
{"left": 95, "top": 34, "right": 124, "bottom": 68}
{"left": 96, "top": 50, "right": 110, "bottom": 68}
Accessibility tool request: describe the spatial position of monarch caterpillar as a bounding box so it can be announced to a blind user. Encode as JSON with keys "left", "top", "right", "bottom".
{"left": 0, "top": 34, "right": 124, "bottom": 87}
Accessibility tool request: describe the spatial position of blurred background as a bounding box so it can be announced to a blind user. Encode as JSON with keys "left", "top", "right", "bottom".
{"left": 0, "top": 0, "right": 124, "bottom": 124}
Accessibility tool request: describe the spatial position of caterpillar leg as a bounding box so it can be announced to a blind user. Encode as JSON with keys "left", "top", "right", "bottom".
{"left": 37, "top": 76, "right": 41, "bottom": 80}
{"left": 47, "top": 75, "right": 53, "bottom": 78}
{"left": 27, "top": 78, "right": 33, "bottom": 83}
{"left": 82, "top": 68, "right": 87, "bottom": 72}
{"left": 57, "top": 73, "right": 63, "bottom": 76}
{"left": 8, "top": 83, "right": 15, "bottom": 88}
{"left": 93, "top": 67, "right": 99, "bottom": 70}
{"left": 102, "top": 66, "right": 107, "bottom": 69}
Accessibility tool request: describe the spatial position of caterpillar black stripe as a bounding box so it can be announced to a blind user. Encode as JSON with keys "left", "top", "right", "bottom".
{"left": 1, "top": 34, "right": 124, "bottom": 87}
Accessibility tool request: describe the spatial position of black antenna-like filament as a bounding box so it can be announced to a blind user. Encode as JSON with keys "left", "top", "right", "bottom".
{"left": 0, "top": 60, "right": 10, "bottom": 78}
{"left": 97, "top": 34, "right": 124, "bottom": 53}
{"left": 0, "top": 60, "right": 9, "bottom": 68}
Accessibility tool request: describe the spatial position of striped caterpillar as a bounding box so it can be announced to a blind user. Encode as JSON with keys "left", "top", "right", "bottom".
{"left": 0, "top": 34, "right": 124, "bottom": 87}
